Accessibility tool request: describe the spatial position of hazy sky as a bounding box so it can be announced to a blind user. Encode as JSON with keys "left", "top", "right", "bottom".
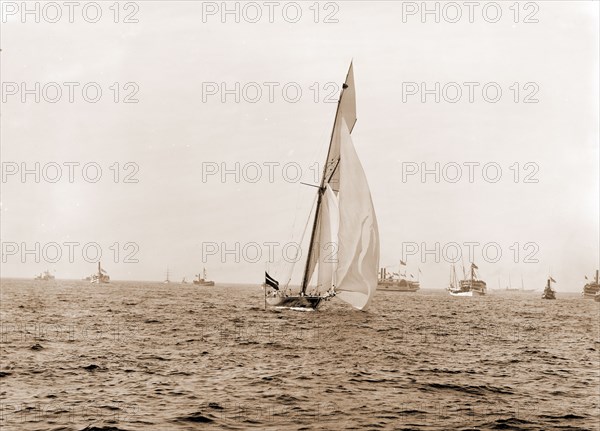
{"left": 1, "top": 1, "right": 598, "bottom": 291}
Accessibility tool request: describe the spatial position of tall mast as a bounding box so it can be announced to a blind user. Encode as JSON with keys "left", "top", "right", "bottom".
{"left": 300, "top": 63, "right": 355, "bottom": 294}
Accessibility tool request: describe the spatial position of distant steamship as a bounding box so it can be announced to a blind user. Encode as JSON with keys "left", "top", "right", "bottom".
{"left": 377, "top": 261, "right": 420, "bottom": 292}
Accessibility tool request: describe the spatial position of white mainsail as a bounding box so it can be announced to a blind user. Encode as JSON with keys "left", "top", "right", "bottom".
{"left": 316, "top": 185, "right": 339, "bottom": 292}
{"left": 334, "top": 118, "right": 380, "bottom": 310}
{"left": 302, "top": 63, "right": 357, "bottom": 289}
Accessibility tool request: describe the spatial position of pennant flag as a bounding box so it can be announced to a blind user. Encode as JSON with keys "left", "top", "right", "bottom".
{"left": 418, "top": 268, "right": 422, "bottom": 274}
{"left": 550, "top": 276, "right": 556, "bottom": 283}
{"left": 471, "top": 263, "right": 478, "bottom": 270}
{"left": 400, "top": 260, "right": 407, "bottom": 266}
{"left": 265, "top": 272, "right": 279, "bottom": 290}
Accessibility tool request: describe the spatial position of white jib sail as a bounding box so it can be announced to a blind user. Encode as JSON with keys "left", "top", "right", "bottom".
{"left": 317, "top": 184, "right": 339, "bottom": 292}
{"left": 334, "top": 118, "right": 380, "bottom": 310}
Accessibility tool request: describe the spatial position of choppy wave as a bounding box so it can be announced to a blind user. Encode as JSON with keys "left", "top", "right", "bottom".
{"left": 0, "top": 279, "right": 598, "bottom": 430}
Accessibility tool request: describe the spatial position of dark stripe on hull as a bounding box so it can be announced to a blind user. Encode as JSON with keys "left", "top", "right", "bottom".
{"left": 266, "top": 295, "right": 323, "bottom": 310}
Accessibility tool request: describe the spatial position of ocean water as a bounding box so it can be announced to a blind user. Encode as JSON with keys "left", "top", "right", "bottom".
{"left": 1, "top": 279, "right": 599, "bottom": 431}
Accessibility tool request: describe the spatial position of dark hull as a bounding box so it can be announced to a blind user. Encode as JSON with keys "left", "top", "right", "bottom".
{"left": 583, "top": 284, "right": 600, "bottom": 298}
{"left": 542, "top": 289, "right": 556, "bottom": 300}
{"left": 266, "top": 295, "right": 323, "bottom": 310}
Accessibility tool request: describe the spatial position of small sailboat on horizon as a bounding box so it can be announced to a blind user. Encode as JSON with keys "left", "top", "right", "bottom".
{"left": 89, "top": 262, "right": 110, "bottom": 284}
{"left": 505, "top": 274, "right": 518, "bottom": 292}
{"left": 264, "top": 63, "right": 380, "bottom": 311}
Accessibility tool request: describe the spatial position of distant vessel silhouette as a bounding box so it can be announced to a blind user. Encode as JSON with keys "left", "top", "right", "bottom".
{"left": 582, "top": 270, "right": 599, "bottom": 299}
{"left": 34, "top": 270, "right": 55, "bottom": 281}
{"left": 542, "top": 276, "right": 556, "bottom": 300}
{"left": 193, "top": 268, "right": 214, "bottom": 286}
{"left": 377, "top": 264, "right": 419, "bottom": 292}
{"left": 448, "top": 263, "right": 487, "bottom": 296}
{"left": 89, "top": 262, "right": 110, "bottom": 284}
{"left": 504, "top": 275, "right": 534, "bottom": 293}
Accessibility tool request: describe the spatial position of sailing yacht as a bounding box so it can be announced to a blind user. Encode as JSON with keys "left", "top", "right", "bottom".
{"left": 582, "top": 270, "right": 600, "bottom": 298}
{"left": 448, "top": 263, "right": 487, "bottom": 296}
{"left": 90, "top": 262, "right": 110, "bottom": 284}
{"left": 264, "top": 63, "right": 380, "bottom": 311}
{"left": 164, "top": 268, "right": 171, "bottom": 284}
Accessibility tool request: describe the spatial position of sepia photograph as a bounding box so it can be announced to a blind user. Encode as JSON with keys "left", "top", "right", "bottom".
{"left": 1, "top": 1, "right": 599, "bottom": 430}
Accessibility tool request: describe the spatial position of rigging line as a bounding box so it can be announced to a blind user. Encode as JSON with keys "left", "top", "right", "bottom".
{"left": 285, "top": 192, "right": 318, "bottom": 289}
{"left": 278, "top": 107, "right": 332, "bottom": 287}
{"left": 301, "top": 86, "right": 348, "bottom": 293}
{"left": 326, "top": 158, "right": 341, "bottom": 184}
{"left": 277, "top": 155, "right": 321, "bottom": 282}
{"left": 300, "top": 182, "right": 321, "bottom": 189}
